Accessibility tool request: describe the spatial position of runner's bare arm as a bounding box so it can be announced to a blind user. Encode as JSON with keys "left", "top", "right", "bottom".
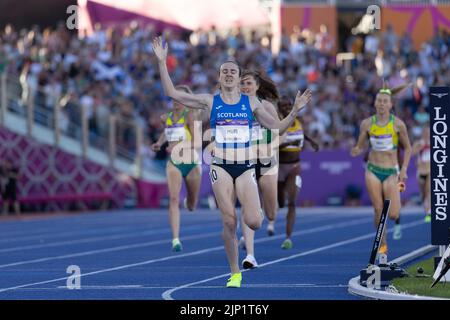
{"left": 152, "top": 37, "right": 212, "bottom": 110}
{"left": 152, "top": 131, "right": 167, "bottom": 152}
{"left": 351, "top": 118, "right": 370, "bottom": 157}
{"left": 186, "top": 109, "right": 203, "bottom": 149}
{"left": 253, "top": 89, "right": 312, "bottom": 133}
{"left": 305, "top": 134, "right": 319, "bottom": 151}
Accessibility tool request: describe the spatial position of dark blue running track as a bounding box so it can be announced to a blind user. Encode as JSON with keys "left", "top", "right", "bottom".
{"left": 0, "top": 207, "right": 430, "bottom": 300}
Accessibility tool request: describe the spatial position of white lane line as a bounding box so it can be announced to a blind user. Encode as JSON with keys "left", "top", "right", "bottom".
{"left": 0, "top": 210, "right": 233, "bottom": 238}
{"left": 390, "top": 245, "right": 437, "bottom": 265}
{"left": 0, "top": 206, "right": 422, "bottom": 237}
{"left": 0, "top": 224, "right": 162, "bottom": 245}
{"left": 0, "top": 210, "right": 222, "bottom": 240}
{"left": 12, "top": 284, "right": 348, "bottom": 291}
{"left": 0, "top": 212, "right": 366, "bottom": 259}
{"left": 0, "top": 231, "right": 218, "bottom": 269}
{"left": 0, "top": 214, "right": 142, "bottom": 237}
{"left": 0, "top": 217, "right": 371, "bottom": 269}
{"left": 161, "top": 219, "right": 425, "bottom": 300}
{"left": 0, "top": 210, "right": 332, "bottom": 248}
{"left": 0, "top": 214, "right": 221, "bottom": 244}
{"left": 0, "top": 247, "right": 221, "bottom": 293}
{"left": 0, "top": 222, "right": 220, "bottom": 253}
{"left": 0, "top": 217, "right": 373, "bottom": 293}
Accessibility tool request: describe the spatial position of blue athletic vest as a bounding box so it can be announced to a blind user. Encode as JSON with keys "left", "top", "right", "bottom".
{"left": 210, "top": 94, "right": 253, "bottom": 150}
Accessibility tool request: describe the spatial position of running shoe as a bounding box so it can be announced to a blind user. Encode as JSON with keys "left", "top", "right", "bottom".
{"left": 424, "top": 214, "right": 431, "bottom": 223}
{"left": 393, "top": 224, "right": 402, "bottom": 240}
{"left": 281, "top": 238, "right": 293, "bottom": 249}
{"left": 267, "top": 222, "right": 275, "bottom": 236}
{"left": 172, "top": 238, "right": 182, "bottom": 252}
{"left": 226, "top": 273, "right": 242, "bottom": 288}
{"left": 378, "top": 244, "right": 388, "bottom": 254}
{"left": 242, "top": 254, "right": 258, "bottom": 269}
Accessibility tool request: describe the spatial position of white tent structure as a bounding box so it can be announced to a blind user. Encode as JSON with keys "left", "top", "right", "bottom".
{"left": 77, "top": 0, "right": 271, "bottom": 35}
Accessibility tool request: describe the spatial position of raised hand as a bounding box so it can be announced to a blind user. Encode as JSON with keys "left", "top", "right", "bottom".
{"left": 293, "top": 89, "right": 312, "bottom": 113}
{"left": 152, "top": 36, "right": 168, "bottom": 62}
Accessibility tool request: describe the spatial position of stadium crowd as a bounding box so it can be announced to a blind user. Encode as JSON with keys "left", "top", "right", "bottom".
{"left": 0, "top": 21, "right": 449, "bottom": 158}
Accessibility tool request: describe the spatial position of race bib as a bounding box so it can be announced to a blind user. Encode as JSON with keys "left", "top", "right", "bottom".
{"left": 285, "top": 130, "right": 304, "bottom": 148}
{"left": 251, "top": 123, "right": 263, "bottom": 141}
{"left": 165, "top": 125, "right": 186, "bottom": 142}
{"left": 370, "top": 134, "right": 394, "bottom": 151}
{"left": 215, "top": 120, "right": 250, "bottom": 144}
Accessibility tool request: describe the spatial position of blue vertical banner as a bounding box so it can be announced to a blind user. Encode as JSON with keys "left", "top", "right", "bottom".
{"left": 430, "top": 87, "right": 450, "bottom": 245}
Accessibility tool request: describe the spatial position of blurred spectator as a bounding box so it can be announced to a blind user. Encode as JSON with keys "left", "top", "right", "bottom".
{"left": 414, "top": 105, "right": 430, "bottom": 126}
{"left": 116, "top": 100, "right": 137, "bottom": 152}
{"left": 0, "top": 22, "right": 448, "bottom": 157}
{"left": 364, "top": 33, "right": 379, "bottom": 56}
{"left": 315, "top": 24, "right": 334, "bottom": 55}
{"left": 1, "top": 158, "right": 20, "bottom": 216}
{"left": 383, "top": 24, "right": 398, "bottom": 54}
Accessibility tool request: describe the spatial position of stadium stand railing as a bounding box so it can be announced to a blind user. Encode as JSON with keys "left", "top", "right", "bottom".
{"left": 0, "top": 71, "right": 162, "bottom": 179}
{"left": 0, "top": 71, "right": 166, "bottom": 211}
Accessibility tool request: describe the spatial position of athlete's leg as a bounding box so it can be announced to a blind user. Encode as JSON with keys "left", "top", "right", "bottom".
{"left": 236, "top": 169, "right": 262, "bottom": 268}
{"left": 210, "top": 165, "right": 240, "bottom": 274}
{"left": 239, "top": 170, "right": 277, "bottom": 264}
{"left": 383, "top": 174, "right": 402, "bottom": 240}
{"left": 259, "top": 172, "right": 278, "bottom": 222}
{"left": 277, "top": 181, "right": 286, "bottom": 209}
{"left": 365, "top": 170, "right": 386, "bottom": 247}
{"left": 166, "top": 161, "right": 183, "bottom": 241}
{"left": 284, "top": 165, "right": 300, "bottom": 240}
{"left": 184, "top": 165, "right": 202, "bottom": 211}
{"left": 383, "top": 175, "right": 401, "bottom": 221}
{"left": 241, "top": 214, "right": 255, "bottom": 254}
{"left": 235, "top": 169, "right": 263, "bottom": 231}
{"left": 240, "top": 211, "right": 258, "bottom": 269}
{"left": 418, "top": 176, "right": 426, "bottom": 204}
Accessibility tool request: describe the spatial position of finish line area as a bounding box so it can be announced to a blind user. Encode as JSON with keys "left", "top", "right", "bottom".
{"left": 0, "top": 207, "right": 429, "bottom": 300}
